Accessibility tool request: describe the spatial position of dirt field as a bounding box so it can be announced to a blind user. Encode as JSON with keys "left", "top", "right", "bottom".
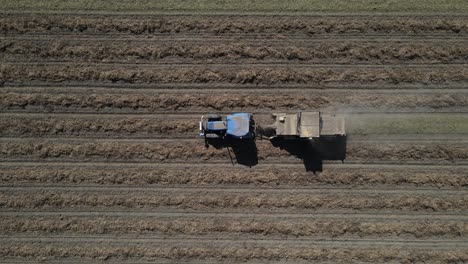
{"left": 0, "top": 9, "right": 467, "bottom": 264}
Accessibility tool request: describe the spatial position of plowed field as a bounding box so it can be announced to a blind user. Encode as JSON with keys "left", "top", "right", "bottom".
{"left": 1, "top": 10, "right": 467, "bottom": 264}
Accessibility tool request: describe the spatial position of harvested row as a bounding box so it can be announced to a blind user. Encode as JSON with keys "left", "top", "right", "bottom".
{"left": 1, "top": 164, "right": 467, "bottom": 188}
{"left": 0, "top": 139, "right": 467, "bottom": 163}
{"left": 2, "top": 39, "right": 468, "bottom": 64}
{"left": 1, "top": 113, "right": 468, "bottom": 138}
{"left": 0, "top": 114, "right": 198, "bottom": 138}
{"left": 3, "top": 241, "right": 467, "bottom": 263}
{"left": 2, "top": 91, "right": 468, "bottom": 113}
{"left": 1, "top": 64, "right": 467, "bottom": 85}
{"left": 1, "top": 188, "right": 467, "bottom": 211}
{"left": 1, "top": 215, "right": 467, "bottom": 238}
{"left": 1, "top": 15, "right": 467, "bottom": 35}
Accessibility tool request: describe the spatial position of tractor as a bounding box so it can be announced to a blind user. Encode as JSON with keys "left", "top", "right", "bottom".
{"left": 199, "top": 113, "right": 255, "bottom": 148}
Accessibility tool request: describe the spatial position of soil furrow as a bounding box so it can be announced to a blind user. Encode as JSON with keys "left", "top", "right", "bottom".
{"left": 3, "top": 211, "right": 468, "bottom": 220}
{"left": 4, "top": 33, "right": 468, "bottom": 42}
{"left": 3, "top": 61, "right": 464, "bottom": 67}
{"left": 0, "top": 209, "right": 467, "bottom": 222}
{"left": 4, "top": 83, "right": 465, "bottom": 90}
{"left": 7, "top": 235, "right": 466, "bottom": 246}
{"left": 2, "top": 186, "right": 465, "bottom": 195}
{"left": 6, "top": 236, "right": 467, "bottom": 248}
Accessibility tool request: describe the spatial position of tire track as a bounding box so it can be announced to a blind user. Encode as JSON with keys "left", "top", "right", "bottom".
{"left": 3, "top": 236, "right": 467, "bottom": 248}
{"left": 2, "top": 211, "right": 467, "bottom": 220}
{"left": 0, "top": 137, "right": 466, "bottom": 143}
{"left": 2, "top": 185, "right": 465, "bottom": 195}
{"left": 5, "top": 86, "right": 468, "bottom": 93}
{"left": 4, "top": 33, "right": 468, "bottom": 42}
{"left": 3, "top": 11, "right": 468, "bottom": 16}
{"left": 3, "top": 61, "right": 466, "bottom": 67}
{"left": 3, "top": 83, "right": 467, "bottom": 90}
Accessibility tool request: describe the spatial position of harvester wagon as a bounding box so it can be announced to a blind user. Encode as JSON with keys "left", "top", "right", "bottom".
{"left": 258, "top": 111, "right": 345, "bottom": 140}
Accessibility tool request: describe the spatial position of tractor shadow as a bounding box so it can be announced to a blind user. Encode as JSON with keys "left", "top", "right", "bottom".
{"left": 270, "top": 135, "right": 347, "bottom": 173}
{"left": 205, "top": 138, "right": 258, "bottom": 167}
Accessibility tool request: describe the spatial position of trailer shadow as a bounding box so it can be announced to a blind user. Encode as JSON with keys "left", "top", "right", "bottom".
{"left": 205, "top": 138, "right": 258, "bottom": 167}
{"left": 270, "top": 136, "right": 347, "bottom": 173}
{"left": 204, "top": 136, "right": 346, "bottom": 171}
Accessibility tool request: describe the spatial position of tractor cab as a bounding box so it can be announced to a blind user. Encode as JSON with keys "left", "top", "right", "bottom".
{"left": 200, "top": 113, "right": 255, "bottom": 147}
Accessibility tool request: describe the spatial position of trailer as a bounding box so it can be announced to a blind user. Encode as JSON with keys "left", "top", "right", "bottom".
{"left": 258, "top": 111, "right": 345, "bottom": 140}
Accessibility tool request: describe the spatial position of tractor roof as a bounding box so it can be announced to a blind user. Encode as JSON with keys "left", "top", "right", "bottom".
{"left": 226, "top": 113, "right": 251, "bottom": 138}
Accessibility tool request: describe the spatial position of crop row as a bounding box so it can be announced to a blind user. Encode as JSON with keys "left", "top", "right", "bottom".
{"left": 0, "top": 140, "right": 467, "bottom": 162}
{"left": 1, "top": 15, "right": 467, "bottom": 35}
{"left": 3, "top": 40, "right": 468, "bottom": 64}
{"left": 1, "top": 215, "right": 466, "bottom": 238}
{"left": 1, "top": 114, "right": 468, "bottom": 137}
{"left": 2, "top": 242, "right": 466, "bottom": 263}
{"left": 1, "top": 64, "right": 467, "bottom": 85}
{"left": 1, "top": 189, "right": 467, "bottom": 211}
{"left": 0, "top": 115, "right": 197, "bottom": 137}
{"left": 2, "top": 92, "right": 467, "bottom": 112}
{"left": 1, "top": 164, "right": 466, "bottom": 188}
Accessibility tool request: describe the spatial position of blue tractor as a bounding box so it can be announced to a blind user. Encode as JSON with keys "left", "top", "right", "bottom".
{"left": 199, "top": 113, "right": 255, "bottom": 148}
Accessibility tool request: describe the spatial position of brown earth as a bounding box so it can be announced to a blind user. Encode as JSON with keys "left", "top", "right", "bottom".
{"left": 1, "top": 12, "right": 467, "bottom": 264}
